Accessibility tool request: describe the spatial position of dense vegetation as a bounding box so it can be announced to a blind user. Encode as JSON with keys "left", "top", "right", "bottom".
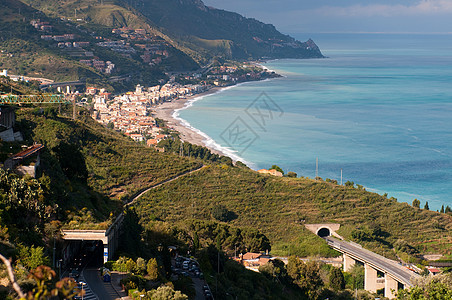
{"left": 13, "top": 106, "right": 201, "bottom": 228}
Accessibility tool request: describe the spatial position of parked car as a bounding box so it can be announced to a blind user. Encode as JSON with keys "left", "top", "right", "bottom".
{"left": 69, "top": 269, "right": 80, "bottom": 279}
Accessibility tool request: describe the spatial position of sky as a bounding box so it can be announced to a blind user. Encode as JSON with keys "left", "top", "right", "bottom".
{"left": 203, "top": 0, "right": 452, "bottom": 35}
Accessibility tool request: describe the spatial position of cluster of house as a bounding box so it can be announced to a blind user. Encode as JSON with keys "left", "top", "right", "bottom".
{"left": 233, "top": 252, "right": 276, "bottom": 272}
{"left": 210, "top": 65, "right": 239, "bottom": 74}
{"left": 79, "top": 59, "right": 115, "bottom": 74}
{"left": 90, "top": 83, "right": 206, "bottom": 146}
{"left": 96, "top": 40, "right": 136, "bottom": 56}
{"left": 30, "top": 19, "right": 53, "bottom": 32}
{"left": 204, "top": 65, "right": 276, "bottom": 86}
{"left": 233, "top": 252, "right": 343, "bottom": 273}
{"left": 30, "top": 19, "right": 106, "bottom": 65}
{"left": 110, "top": 27, "right": 171, "bottom": 65}
{"left": 40, "top": 33, "right": 76, "bottom": 42}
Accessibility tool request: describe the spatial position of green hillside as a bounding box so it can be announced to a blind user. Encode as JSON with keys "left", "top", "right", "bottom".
{"left": 0, "top": 0, "right": 198, "bottom": 91}
{"left": 19, "top": 0, "right": 324, "bottom": 64}
{"left": 131, "top": 0, "right": 324, "bottom": 60}
{"left": 4, "top": 102, "right": 451, "bottom": 259}
{"left": 12, "top": 107, "right": 201, "bottom": 230}
{"left": 0, "top": 0, "right": 100, "bottom": 82}
{"left": 132, "top": 164, "right": 452, "bottom": 260}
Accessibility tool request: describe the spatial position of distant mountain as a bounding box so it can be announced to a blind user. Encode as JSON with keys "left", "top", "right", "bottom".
{"left": 1, "top": 0, "right": 323, "bottom": 90}
{"left": 21, "top": 0, "right": 323, "bottom": 63}
{"left": 131, "top": 0, "right": 324, "bottom": 60}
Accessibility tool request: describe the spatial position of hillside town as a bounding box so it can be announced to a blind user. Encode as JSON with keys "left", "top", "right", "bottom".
{"left": 30, "top": 18, "right": 177, "bottom": 75}
{"left": 91, "top": 82, "right": 207, "bottom": 146}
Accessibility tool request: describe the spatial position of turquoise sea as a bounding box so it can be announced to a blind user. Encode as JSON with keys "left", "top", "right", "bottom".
{"left": 177, "top": 33, "right": 452, "bottom": 210}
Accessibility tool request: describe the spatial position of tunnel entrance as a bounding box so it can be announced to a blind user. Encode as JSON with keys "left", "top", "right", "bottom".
{"left": 317, "top": 227, "right": 331, "bottom": 237}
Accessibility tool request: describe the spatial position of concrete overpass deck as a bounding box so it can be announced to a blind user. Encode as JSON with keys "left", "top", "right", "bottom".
{"left": 325, "top": 236, "right": 420, "bottom": 287}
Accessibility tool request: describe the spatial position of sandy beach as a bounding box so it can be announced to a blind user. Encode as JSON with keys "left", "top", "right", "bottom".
{"left": 151, "top": 87, "right": 227, "bottom": 157}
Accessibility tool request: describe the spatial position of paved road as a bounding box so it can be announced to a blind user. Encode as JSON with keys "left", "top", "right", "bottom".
{"left": 325, "top": 237, "right": 420, "bottom": 286}
{"left": 40, "top": 80, "right": 85, "bottom": 89}
{"left": 78, "top": 272, "right": 99, "bottom": 300}
{"left": 83, "top": 268, "right": 123, "bottom": 300}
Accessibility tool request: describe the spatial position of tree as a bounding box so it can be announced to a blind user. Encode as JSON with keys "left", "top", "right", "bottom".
{"left": 412, "top": 199, "right": 420, "bottom": 208}
{"left": 147, "top": 258, "right": 159, "bottom": 281}
{"left": 211, "top": 205, "right": 236, "bottom": 222}
{"left": 17, "top": 245, "right": 50, "bottom": 270}
{"left": 136, "top": 257, "right": 146, "bottom": 275}
{"left": 348, "top": 264, "right": 365, "bottom": 290}
{"left": 304, "top": 261, "right": 323, "bottom": 299}
{"left": 287, "top": 255, "right": 305, "bottom": 285}
{"left": 345, "top": 181, "right": 354, "bottom": 188}
{"left": 286, "top": 171, "right": 297, "bottom": 178}
{"left": 446, "top": 206, "right": 452, "bottom": 213}
{"left": 440, "top": 205, "right": 445, "bottom": 213}
{"left": 258, "top": 259, "right": 287, "bottom": 283}
{"left": 424, "top": 201, "right": 430, "bottom": 210}
{"left": 270, "top": 165, "right": 284, "bottom": 175}
{"left": 287, "top": 256, "right": 323, "bottom": 299}
{"left": 242, "top": 228, "right": 271, "bottom": 253}
{"left": 329, "top": 267, "right": 345, "bottom": 291}
{"left": 396, "top": 274, "right": 452, "bottom": 299}
{"left": 146, "top": 285, "right": 188, "bottom": 300}
{"left": 193, "top": 232, "right": 200, "bottom": 250}
{"left": 126, "top": 258, "right": 137, "bottom": 273}
{"left": 0, "top": 258, "right": 78, "bottom": 300}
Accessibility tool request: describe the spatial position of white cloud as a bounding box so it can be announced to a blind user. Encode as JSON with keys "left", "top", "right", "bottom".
{"left": 312, "top": 0, "right": 452, "bottom": 17}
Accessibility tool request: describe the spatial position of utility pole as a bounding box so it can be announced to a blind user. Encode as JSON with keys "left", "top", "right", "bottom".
{"left": 315, "top": 157, "right": 318, "bottom": 179}
{"left": 52, "top": 237, "right": 56, "bottom": 269}
{"left": 340, "top": 168, "right": 343, "bottom": 185}
{"left": 72, "top": 97, "right": 76, "bottom": 120}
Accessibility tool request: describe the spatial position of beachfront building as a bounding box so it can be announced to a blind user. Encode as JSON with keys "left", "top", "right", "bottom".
{"left": 91, "top": 83, "right": 207, "bottom": 146}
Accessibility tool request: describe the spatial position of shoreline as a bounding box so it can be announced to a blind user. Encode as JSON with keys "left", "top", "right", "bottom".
{"left": 151, "top": 86, "right": 230, "bottom": 158}
{"left": 151, "top": 73, "right": 280, "bottom": 165}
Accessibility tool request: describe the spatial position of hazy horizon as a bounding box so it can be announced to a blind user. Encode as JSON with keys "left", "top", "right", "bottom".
{"left": 204, "top": 0, "right": 452, "bottom": 36}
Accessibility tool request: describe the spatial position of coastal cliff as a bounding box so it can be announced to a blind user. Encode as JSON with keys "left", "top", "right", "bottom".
{"left": 132, "top": 0, "right": 325, "bottom": 60}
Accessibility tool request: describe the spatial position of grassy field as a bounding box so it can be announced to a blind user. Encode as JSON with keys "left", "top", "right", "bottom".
{"left": 133, "top": 164, "right": 452, "bottom": 259}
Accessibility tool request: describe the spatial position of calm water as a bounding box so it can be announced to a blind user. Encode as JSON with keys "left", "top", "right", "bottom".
{"left": 178, "top": 33, "right": 452, "bottom": 210}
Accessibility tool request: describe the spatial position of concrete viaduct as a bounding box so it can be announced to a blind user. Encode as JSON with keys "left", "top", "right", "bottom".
{"left": 306, "top": 224, "right": 420, "bottom": 299}
{"left": 40, "top": 80, "right": 85, "bottom": 93}
{"left": 61, "top": 213, "right": 123, "bottom": 264}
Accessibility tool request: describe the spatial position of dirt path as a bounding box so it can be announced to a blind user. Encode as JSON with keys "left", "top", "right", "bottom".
{"left": 125, "top": 165, "right": 206, "bottom": 207}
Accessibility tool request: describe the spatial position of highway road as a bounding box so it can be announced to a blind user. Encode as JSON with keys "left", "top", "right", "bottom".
{"left": 325, "top": 237, "right": 420, "bottom": 286}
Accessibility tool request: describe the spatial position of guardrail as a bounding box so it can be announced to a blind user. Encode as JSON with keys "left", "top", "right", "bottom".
{"left": 0, "top": 94, "right": 70, "bottom": 104}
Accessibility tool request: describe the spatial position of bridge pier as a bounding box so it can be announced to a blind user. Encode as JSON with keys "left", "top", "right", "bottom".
{"left": 385, "top": 274, "right": 399, "bottom": 299}
{"left": 343, "top": 254, "right": 356, "bottom": 272}
{"left": 364, "top": 263, "right": 378, "bottom": 293}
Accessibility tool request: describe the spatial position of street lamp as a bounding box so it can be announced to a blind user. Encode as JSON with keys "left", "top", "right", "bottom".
{"left": 79, "top": 281, "right": 86, "bottom": 300}
{"left": 58, "top": 259, "right": 63, "bottom": 279}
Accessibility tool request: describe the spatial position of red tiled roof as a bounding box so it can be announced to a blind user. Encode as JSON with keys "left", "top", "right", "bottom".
{"left": 242, "top": 253, "right": 261, "bottom": 260}
{"left": 13, "top": 144, "right": 44, "bottom": 160}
